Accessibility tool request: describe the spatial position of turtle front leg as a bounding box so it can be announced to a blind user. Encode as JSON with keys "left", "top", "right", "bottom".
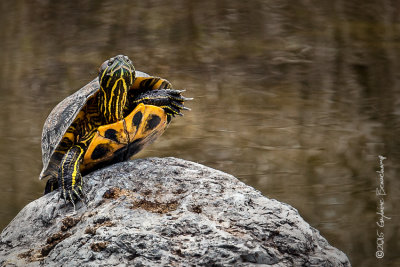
{"left": 133, "top": 89, "right": 192, "bottom": 117}
{"left": 58, "top": 144, "right": 85, "bottom": 204}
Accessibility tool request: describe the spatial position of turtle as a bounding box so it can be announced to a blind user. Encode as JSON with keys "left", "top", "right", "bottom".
{"left": 39, "top": 55, "right": 190, "bottom": 204}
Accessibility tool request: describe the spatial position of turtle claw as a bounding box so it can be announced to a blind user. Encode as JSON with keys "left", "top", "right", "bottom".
{"left": 58, "top": 175, "right": 85, "bottom": 206}
{"left": 74, "top": 187, "right": 87, "bottom": 206}
{"left": 168, "top": 89, "right": 186, "bottom": 94}
{"left": 170, "top": 95, "right": 193, "bottom": 102}
{"left": 171, "top": 101, "right": 190, "bottom": 111}
{"left": 133, "top": 89, "right": 192, "bottom": 117}
{"left": 67, "top": 191, "right": 76, "bottom": 210}
{"left": 59, "top": 185, "right": 85, "bottom": 209}
{"left": 182, "top": 96, "right": 194, "bottom": 101}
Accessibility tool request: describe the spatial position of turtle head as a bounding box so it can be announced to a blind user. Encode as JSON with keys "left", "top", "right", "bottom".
{"left": 98, "top": 55, "right": 135, "bottom": 90}
{"left": 98, "top": 55, "right": 135, "bottom": 123}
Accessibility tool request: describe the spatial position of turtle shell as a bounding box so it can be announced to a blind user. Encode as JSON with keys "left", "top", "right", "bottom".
{"left": 39, "top": 71, "right": 150, "bottom": 180}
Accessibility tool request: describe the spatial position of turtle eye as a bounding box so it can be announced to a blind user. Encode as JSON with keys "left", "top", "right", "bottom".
{"left": 123, "top": 55, "right": 132, "bottom": 64}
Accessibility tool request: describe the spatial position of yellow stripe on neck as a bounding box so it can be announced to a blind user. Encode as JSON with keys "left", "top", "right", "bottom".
{"left": 71, "top": 146, "right": 84, "bottom": 187}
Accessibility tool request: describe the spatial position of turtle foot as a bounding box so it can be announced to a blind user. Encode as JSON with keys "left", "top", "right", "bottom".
{"left": 133, "top": 89, "right": 192, "bottom": 116}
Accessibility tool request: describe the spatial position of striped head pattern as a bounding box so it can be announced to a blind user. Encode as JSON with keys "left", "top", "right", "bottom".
{"left": 98, "top": 55, "right": 135, "bottom": 124}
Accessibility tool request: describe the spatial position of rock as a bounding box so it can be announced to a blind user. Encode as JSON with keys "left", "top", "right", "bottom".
{"left": 0, "top": 157, "right": 351, "bottom": 266}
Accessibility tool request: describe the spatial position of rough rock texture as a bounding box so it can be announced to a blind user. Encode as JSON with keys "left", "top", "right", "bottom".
{"left": 0, "top": 157, "right": 351, "bottom": 266}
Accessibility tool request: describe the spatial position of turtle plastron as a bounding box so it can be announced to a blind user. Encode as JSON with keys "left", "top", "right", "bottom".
{"left": 81, "top": 103, "right": 168, "bottom": 172}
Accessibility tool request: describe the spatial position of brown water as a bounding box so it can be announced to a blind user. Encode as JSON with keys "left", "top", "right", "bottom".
{"left": 0, "top": 1, "right": 399, "bottom": 266}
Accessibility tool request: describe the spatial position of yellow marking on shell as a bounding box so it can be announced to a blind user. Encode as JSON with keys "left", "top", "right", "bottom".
{"left": 124, "top": 103, "right": 145, "bottom": 141}
{"left": 98, "top": 121, "right": 129, "bottom": 144}
{"left": 64, "top": 132, "right": 75, "bottom": 142}
{"left": 153, "top": 79, "right": 163, "bottom": 89}
{"left": 81, "top": 104, "right": 168, "bottom": 172}
{"left": 82, "top": 133, "right": 125, "bottom": 171}
{"left": 132, "top": 77, "right": 171, "bottom": 90}
{"left": 132, "top": 77, "right": 146, "bottom": 89}
{"left": 126, "top": 104, "right": 167, "bottom": 143}
{"left": 122, "top": 118, "right": 130, "bottom": 143}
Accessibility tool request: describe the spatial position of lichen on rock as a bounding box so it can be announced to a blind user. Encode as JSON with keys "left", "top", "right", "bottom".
{"left": 0, "top": 157, "right": 351, "bottom": 266}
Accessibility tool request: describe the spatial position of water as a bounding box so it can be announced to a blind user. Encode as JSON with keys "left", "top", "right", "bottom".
{"left": 0, "top": 1, "right": 399, "bottom": 266}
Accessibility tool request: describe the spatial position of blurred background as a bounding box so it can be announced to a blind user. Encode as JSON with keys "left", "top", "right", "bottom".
{"left": 0, "top": 0, "right": 399, "bottom": 266}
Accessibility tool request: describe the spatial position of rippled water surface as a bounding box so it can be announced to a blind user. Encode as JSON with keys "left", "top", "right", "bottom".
{"left": 0, "top": 1, "right": 399, "bottom": 266}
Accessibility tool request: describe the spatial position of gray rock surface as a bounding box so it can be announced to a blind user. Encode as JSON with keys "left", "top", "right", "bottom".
{"left": 0, "top": 157, "right": 351, "bottom": 266}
